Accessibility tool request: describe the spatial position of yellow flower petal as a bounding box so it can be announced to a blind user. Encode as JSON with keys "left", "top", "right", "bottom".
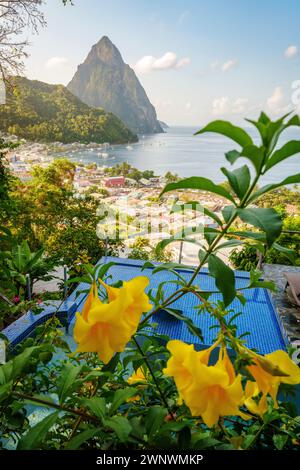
{"left": 164, "top": 340, "right": 245, "bottom": 427}
{"left": 73, "top": 276, "right": 152, "bottom": 364}
{"left": 265, "top": 350, "right": 300, "bottom": 385}
{"left": 127, "top": 367, "right": 147, "bottom": 384}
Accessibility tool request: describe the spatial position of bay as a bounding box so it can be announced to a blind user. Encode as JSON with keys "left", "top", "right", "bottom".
{"left": 59, "top": 126, "right": 300, "bottom": 185}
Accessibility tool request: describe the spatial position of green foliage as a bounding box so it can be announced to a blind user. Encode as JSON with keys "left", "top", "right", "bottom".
{"left": 3, "top": 240, "right": 54, "bottom": 293}
{"left": 0, "top": 77, "right": 137, "bottom": 144}
{"left": 0, "top": 329, "right": 299, "bottom": 450}
{"left": 128, "top": 237, "right": 173, "bottom": 262}
{"left": 1, "top": 112, "right": 300, "bottom": 451}
{"left": 208, "top": 254, "right": 236, "bottom": 306}
{"left": 256, "top": 186, "right": 300, "bottom": 211}
{"left": 229, "top": 245, "right": 258, "bottom": 271}
{"left": 230, "top": 215, "right": 300, "bottom": 270}
{"left": 7, "top": 159, "right": 113, "bottom": 266}
{"left": 0, "top": 139, "right": 19, "bottom": 224}
{"left": 104, "top": 162, "right": 157, "bottom": 182}
{"left": 164, "top": 171, "right": 180, "bottom": 183}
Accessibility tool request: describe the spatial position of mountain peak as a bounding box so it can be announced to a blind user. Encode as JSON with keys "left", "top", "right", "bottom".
{"left": 87, "top": 36, "right": 124, "bottom": 66}
{"left": 68, "top": 38, "right": 163, "bottom": 134}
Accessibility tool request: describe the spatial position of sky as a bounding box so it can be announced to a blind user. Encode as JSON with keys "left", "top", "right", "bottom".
{"left": 24, "top": 0, "right": 300, "bottom": 126}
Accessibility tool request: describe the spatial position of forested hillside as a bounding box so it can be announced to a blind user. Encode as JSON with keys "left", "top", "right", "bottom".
{"left": 0, "top": 76, "right": 137, "bottom": 144}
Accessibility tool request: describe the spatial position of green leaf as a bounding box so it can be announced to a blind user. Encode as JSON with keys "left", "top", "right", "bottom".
{"left": 83, "top": 396, "right": 106, "bottom": 420}
{"left": 151, "top": 262, "right": 194, "bottom": 275}
{"left": 203, "top": 227, "right": 220, "bottom": 245}
{"left": 236, "top": 292, "right": 246, "bottom": 306}
{"left": 202, "top": 207, "right": 223, "bottom": 227}
{"left": 229, "top": 230, "right": 267, "bottom": 242}
{"left": 241, "top": 145, "right": 265, "bottom": 173}
{"left": 248, "top": 270, "right": 276, "bottom": 291}
{"left": 208, "top": 254, "right": 236, "bottom": 306}
{"left": 222, "top": 205, "right": 236, "bottom": 223}
{"left": 249, "top": 174, "right": 300, "bottom": 203}
{"left": 178, "top": 426, "right": 191, "bottom": 449}
{"left": 0, "top": 381, "right": 12, "bottom": 402}
{"left": 272, "top": 242, "right": 296, "bottom": 263}
{"left": 214, "top": 239, "right": 244, "bottom": 251}
{"left": 266, "top": 140, "right": 300, "bottom": 171}
{"left": 25, "top": 247, "right": 44, "bottom": 272}
{"left": 105, "top": 416, "right": 132, "bottom": 442}
{"left": 17, "top": 411, "right": 59, "bottom": 450}
{"left": 155, "top": 235, "right": 204, "bottom": 252}
{"left": 242, "top": 434, "right": 256, "bottom": 449}
{"left": 97, "top": 261, "right": 115, "bottom": 280}
{"left": 110, "top": 387, "right": 138, "bottom": 414}
{"left": 258, "top": 111, "right": 271, "bottom": 125}
{"left": 237, "top": 207, "right": 282, "bottom": 246}
{"left": 268, "top": 114, "right": 300, "bottom": 154}
{"left": 163, "top": 308, "right": 204, "bottom": 342}
{"left": 66, "top": 427, "right": 101, "bottom": 450}
{"left": 221, "top": 165, "right": 251, "bottom": 200}
{"left": 57, "top": 363, "right": 83, "bottom": 403}
{"left": 0, "top": 362, "right": 13, "bottom": 385}
{"left": 273, "top": 434, "right": 288, "bottom": 450}
{"left": 245, "top": 118, "right": 268, "bottom": 144}
{"left": 160, "top": 176, "right": 236, "bottom": 203}
{"left": 225, "top": 149, "right": 241, "bottom": 165}
{"left": 145, "top": 406, "right": 167, "bottom": 439}
{"left": 12, "top": 347, "right": 42, "bottom": 380}
{"left": 194, "top": 120, "right": 253, "bottom": 147}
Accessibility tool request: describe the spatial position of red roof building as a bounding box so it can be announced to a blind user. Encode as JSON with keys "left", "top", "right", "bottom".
{"left": 104, "top": 176, "right": 125, "bottom": 188}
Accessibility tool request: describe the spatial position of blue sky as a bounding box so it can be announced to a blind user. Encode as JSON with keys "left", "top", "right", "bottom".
{"left": 25, "top": 0, "right": 300, "bottom": 125}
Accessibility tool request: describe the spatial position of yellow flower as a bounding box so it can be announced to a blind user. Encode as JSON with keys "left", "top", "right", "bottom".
{"left": 73, "top": 277, "right": 152, "bottom": 364}
{"left": 244, "top": 349, "right": 300, "bottom": 416}
{"left": 127, "top": 367, "right": 147, "bottom": 384}
{"left": 164, "top": 340, "right": 248, "bottom": 427}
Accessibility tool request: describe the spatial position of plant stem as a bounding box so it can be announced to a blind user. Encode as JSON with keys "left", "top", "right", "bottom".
{"left": 68, "top": 383, "right": 99, "bottom": 440}
{"left": 247, "top": 422, "right": 267, "bottom": 449}
{"left": 140, "top": 288, "right": 185, "bottom": 325}
{"left": 133, "top": 336, "right": 174, "bottom": 419}
{"left": 12, "top": 391, "right": 99, "bottom": 423}
{"left": 184, "top": 173, "right": 262, "bottom": 288}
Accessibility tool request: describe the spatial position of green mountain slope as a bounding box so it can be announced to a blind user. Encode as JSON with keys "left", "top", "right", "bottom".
{"left": 0, "top": 76, "right": 137, "bottom": 143}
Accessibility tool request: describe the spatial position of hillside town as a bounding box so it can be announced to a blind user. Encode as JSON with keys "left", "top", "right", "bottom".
{"left": 6, "top": 140, "right": 228, "bottom": 264}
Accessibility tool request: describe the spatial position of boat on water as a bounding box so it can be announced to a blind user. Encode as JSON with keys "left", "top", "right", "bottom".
{"left": 126, "top": 145, "right": 133, "bottom": 150}
{"left": 98, "top": 152, "right": 109, "bottom": 159}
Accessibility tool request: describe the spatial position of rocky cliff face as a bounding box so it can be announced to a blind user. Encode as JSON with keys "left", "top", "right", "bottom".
{"left": 67, "top": 36, "right": 163, "bottom": 135}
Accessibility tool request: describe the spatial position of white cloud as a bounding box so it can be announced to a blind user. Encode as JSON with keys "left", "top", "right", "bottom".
{"left": 267, "top": 86, "right": 284, "bottom": 112}
{"left": 232, "top": 97, "right": 249, "bottom": 113}
{"left": 221, "top": 59, "right": 238, "bottom": 72}
{"left": 209, "top": 59, "right": 238, "bottom": 73}
{"left": 45, "top": 57, "right": 69, "bottom": 69}
{"left": 212, "top": 96, "right": 249, "bottom": 115}
{"left": 212, "top": 96, "right": 230, "bottom": 115}
{"left": 185, "top": 101, "right": 192, "bottom": 111}
{"left": 266, "top": 86, "right": 292, "bottom": 116}
{"left": 284, "top": 45, "right": 297, "bottom": 59}
{"left": 153, "top": 52, "right": 177, "bottom": 70}
{"left": 176, "top": 57, "right": 191, "bottom": 68}
{"left": 134, "top": 52, "right": 190, "bottom": 74}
